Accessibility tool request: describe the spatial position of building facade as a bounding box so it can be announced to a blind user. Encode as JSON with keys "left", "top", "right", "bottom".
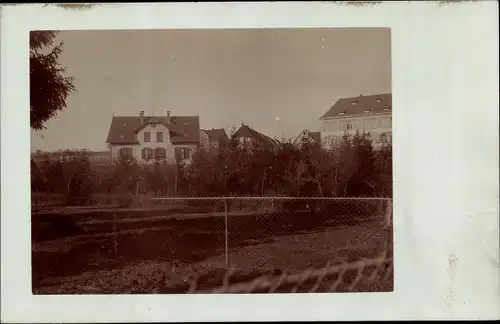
{"left": 232, "top": 124, "right": 279, "bottom": 150}
{"left": 106, "top": 111, "right": 200, "bottom": 164}
{"left": 319, "top": 93, "right": 392, "bottom": 149}
{"left": 200, "top": 128, "right": 229, "bottom": 152}
{"left": 294, "top": 129, "right": 322, "bottom": 147}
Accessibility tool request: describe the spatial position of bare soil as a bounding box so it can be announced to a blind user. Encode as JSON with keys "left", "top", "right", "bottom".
{"left": 32, "top": 208, "right": 393, "bottom": 294}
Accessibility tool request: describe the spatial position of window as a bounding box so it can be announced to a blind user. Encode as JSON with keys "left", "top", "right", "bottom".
{"left": 143, "top": 132, "right": 151, "bottom": 142}
{"left": 119, "top": 147, "right": 133, "bottom": 157}
{"left": 181, "top": 148, "right": 190, "bottom": 160}
{"left": 154, "top": 148, "right": 166, "bottom": 160}
{"left": 380, "top": 133, "right": 387, "bottom": 143}
{"left": 141, "top": 148, "right": 154, "bottom": 160}
{"left": 156, "top": 132, "right": 163, "bottom": 142}
{"left": 347, "top": 123, "right": 352, "bottom": 130}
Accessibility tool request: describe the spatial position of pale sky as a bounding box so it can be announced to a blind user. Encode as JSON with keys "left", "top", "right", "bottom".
{"left": 30, "top": 28, "right": 391, "bottom": 152}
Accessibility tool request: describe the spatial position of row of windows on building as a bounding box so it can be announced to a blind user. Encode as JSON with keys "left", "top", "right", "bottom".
{"left": 324, "top": 117, "right": 392, "bottom": 133}
{"left": 200, "top": 141, "right": 220, "bottom": 149}
{"left": 323, "top": 132, "right": 392, "bottom": 145}
{"left": 118, "top": 147, "right": 191, "bottom": 160}
{"left": 143, "top": 131, "right": 164, "bottom": 143}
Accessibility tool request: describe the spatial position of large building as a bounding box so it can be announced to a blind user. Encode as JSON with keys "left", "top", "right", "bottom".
{"left": 105, "top": 110, "right": 200, "bottom": 164}
{"left": 319, "top": 93, "right": 392, "bottom": 149}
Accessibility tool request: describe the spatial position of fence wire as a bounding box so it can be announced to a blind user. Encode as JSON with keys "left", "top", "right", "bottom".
{"left": 189, "top": 253, "right": 393, "bottom": 293}
{"left": 32, "top": 195, "right": 393, "bottom": 294}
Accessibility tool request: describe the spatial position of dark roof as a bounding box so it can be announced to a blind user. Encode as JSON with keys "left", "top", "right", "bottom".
{"left": 202, "top": 128, "right": 229, "bottom": 143}
{"left": 320, "top": 93, "right": 392, "bottom": 119}
{"left": 232, "top": 124, "right": 279, "bottom": 148}
{"left": 106, "top": 115, "right": 200, "bottom": 144}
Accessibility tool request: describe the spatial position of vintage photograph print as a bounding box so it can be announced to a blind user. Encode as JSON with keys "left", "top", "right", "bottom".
{"left": 30, "top": 28, "right": 393, "bottom": 294}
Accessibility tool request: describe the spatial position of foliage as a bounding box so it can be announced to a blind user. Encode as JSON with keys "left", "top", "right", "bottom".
{"left": 30, "top": 31, "right": 75, "bottom": 130}
{"left": 31, "top": 132, "right": 392, "bottom": 204}
{"left": 65, "top": 156, "right": 93, "bottom": 205}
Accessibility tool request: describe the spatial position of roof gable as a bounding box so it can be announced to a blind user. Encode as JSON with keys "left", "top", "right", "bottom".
{"left": 293, "top": 130, "right": 321, "bottom": 145}
{"left": 106, "top": 115, "right": 200, "bottom": 144}
{"left": 320, "top": 93, "right": 392, "bottom": 120}
{"left": 233, "top": 124, "right": 278, "bottom": 148}
{"left": 203, "top": 128, "right": 229, "bottom": 143}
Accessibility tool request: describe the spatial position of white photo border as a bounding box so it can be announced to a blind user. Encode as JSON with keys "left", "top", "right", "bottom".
{"left": 1, "top": 2, "right": 499, "bottom": 322}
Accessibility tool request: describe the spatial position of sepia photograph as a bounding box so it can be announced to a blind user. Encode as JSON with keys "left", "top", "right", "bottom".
{"left": 1, "top": 1, "right": 498, "bottom": 322}
{"left": 30, "top": 28, "right": 393, "bottom": 294}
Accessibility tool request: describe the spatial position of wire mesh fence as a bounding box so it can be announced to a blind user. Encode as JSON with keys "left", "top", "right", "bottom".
{"left": 32, "top": 196, "right": 393, "bottom": 294}
{"left": 192, "top": 254, "right": 393, "bottom": 293}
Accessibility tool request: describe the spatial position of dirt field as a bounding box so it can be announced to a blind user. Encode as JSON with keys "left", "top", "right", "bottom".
{"left": 32, "top": 208, "right": 392, "bottom": 294}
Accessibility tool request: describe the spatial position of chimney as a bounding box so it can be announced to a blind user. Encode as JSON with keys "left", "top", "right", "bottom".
{"left": 166, "top": 110, "right": 171, "bottom": 123}
{"left": 139, "top": 111, "right": 144, "bottom": 124}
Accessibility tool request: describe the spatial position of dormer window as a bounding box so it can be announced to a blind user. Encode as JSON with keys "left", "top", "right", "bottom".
{"left": 338, "top": 111, "right": 345, "bottom": 116}
{"left": 383, "top": 107, "right": 391, "bottom": 111}
{"left": 376, "top": 98, "right": 381, "bottom": 103}
{"left": 364, "top": 108, "right": 371, "bottom": 113}
{"left": 352, "top": 101, "right": 358, "bottom": 105}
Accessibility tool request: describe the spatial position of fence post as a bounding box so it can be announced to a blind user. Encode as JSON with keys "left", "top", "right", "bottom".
{"left": 113, "top": 210, "right": 117, "bottom": 257}
{"left": 384, "top": 199, "right": 392, "bottom": 229}
{"left": 224, "top": 197, "right": 229, "bottom": 268}
{"left": 384, "top": 199, "right": 393, "bottom": 256}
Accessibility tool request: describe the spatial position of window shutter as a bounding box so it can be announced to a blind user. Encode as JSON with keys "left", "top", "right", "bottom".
{"left": 174, "top": 147, "right": 182, "bottom": 161}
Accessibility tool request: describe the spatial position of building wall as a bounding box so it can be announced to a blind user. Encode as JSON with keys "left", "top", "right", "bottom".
{"left": 320, "top": 113, "right": 392, "bottom": 148}
{"left": 199, "top": 130, "right": 222, "bottom": 152}
{"left": 111, "top": 124, "right": 197, "bottom": 164}
{"left": 136, "top": 124, "right": 175, "bottom": 162}
{"left": 110, "top": 144, "right": 141, "bottom": 161}
{"left": 199, "top": 130, "right": 210, "bottom": 147}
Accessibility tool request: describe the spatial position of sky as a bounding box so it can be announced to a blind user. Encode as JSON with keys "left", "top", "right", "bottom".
{"left": 30, "top": 28, "right": 391, "bottom": 152}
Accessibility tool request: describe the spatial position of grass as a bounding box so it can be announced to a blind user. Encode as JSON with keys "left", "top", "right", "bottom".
{"left": 32, "top": 208, "right": 392, "bottom": 294}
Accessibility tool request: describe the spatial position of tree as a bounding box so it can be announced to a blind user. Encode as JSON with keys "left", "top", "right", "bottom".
{"left": 31, "top": 159, "right": 45, "bottom": 192}
{"left": 66, "top": 156, "right": 93, "bottom": 205}
{"left": 30, "top": 31, "right": 75, "bottom": 130}
{"left": 372, "top": 143, "right": 392, "bottom": 197}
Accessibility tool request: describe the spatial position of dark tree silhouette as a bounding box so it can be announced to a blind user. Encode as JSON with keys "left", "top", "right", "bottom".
{"left": 30, "top": 31, "right": 75, "bottom": 130}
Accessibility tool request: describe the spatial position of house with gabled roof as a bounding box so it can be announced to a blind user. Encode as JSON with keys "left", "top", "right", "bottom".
{"left": 232, "top": 123, "right": 280, "bottom": 150}
{"left": 293, "top": 129, "right": 322, "bottom": 147}
{"left": 200, "top": 128, "right": 229, "bottom": 152}
{"left": 319, "top": 93, "right": 392, "bottom": 149}
{"left": 106, "top": 110, "right": 200, "bottom": 164}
